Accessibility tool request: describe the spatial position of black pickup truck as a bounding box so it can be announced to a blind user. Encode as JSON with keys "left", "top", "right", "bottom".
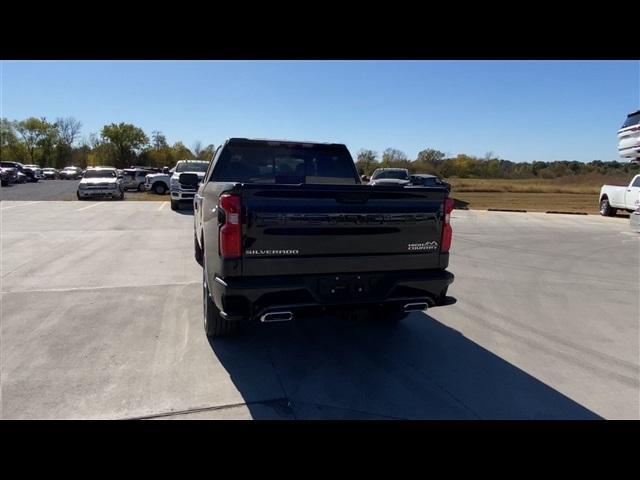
{"left": 193, "top": 138, "right": 454, "bottom": 337}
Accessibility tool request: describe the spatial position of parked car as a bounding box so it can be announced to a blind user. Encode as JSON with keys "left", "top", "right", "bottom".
{"left": 1, "top": 161, "right": 37, "bottom": 182}
{"left": 1, "top": 168, "right": 12, "bottom": 186}
{"left": 128, "top": 165, "right": 163, "bottom": 173}
{"left": 193, "top": 138, "right": 455, "bottom": 337}
{"left": 170, "top": 160, "right": 209, "bottom": 210}
{"left": 42, "top": 168, "right": 59, "bottom": 179}
{"left": 618, "top": 110, "right": 640, "bottom": 160}
{"left": 77, "top": 167, "right": 124, "bottom": 200}
{"left": 144, "top": 167, "right": 173, "bottom": 195}
{"left": 121, "top": 168, "right": 155, "bottom": 191}
{"left": 599, "top": 174, "right": 640, "bottom": 216}
{"left": 0, "top": 162, "right": 20, "bottom": 185}
{"left": 23, "top": 164, "right": 44, "bottom": 181}
{"left": 368, "top": 168, "right": 411, "bottom": 186}
{"left": 59, "top": 166, "right": 83, "bottom": 180}
{"left": 410, "top": 174, "right": 452, "bottom": 192}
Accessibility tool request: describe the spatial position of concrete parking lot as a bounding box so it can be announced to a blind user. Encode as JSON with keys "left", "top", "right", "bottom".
{"left": 1, "top": 201, "right": 638, "bottom": 419}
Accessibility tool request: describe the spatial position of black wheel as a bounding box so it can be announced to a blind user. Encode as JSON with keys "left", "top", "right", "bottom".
{"left": 170, "top": 199, "right": 179, "bottom": 211}
{"left": 152, "top": 182, "right": 166, "bottom": 195}
{"left": 138, "top": 183, "right": 145, "bottom": 192}
{"left": 600, "top": 197, "right": 616, "bottom": 217}
{"left": 194, "top": 232, "right": 203, "bottom": 266}
{"left": 203, "top": 268, "right": 238, "bottom": 337}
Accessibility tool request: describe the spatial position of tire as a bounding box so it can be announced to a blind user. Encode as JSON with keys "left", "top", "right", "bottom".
{"left": 152, "top": 182, "right": 166, "bottom": 195}
{"left": 170, "top": 199, "right": 179, "bottom": 211}
{"left": 600, "top": 197, "right": 617, "bottom": 217}
{"left": 194, "top": 232, "right": 204, "bottom": 266}
{"left": 138, "top": 183, "right": 145, "bottom": 192}
{"left": 203, "top": 268, "right": 238, "bottom": 337}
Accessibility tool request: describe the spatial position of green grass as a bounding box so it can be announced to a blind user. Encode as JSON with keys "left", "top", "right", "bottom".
{"left": 448, "top": 173, "right": 631, "bottom": 195}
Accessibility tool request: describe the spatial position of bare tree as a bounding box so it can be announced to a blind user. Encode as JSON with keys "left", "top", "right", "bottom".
{"left": 381, "top": 148, "right": 410, "bottom": 168}
{"left": 192, "top": 140, "right": 203, "bottom": 158}
{"left": 56, "top": 117, "right": 82, "bottom": 146}
{"left": 152, "top": 130, "right": 168, "bottom": 149}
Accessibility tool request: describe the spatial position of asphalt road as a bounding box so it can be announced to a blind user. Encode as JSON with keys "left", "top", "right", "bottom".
{"left": 1, "top": 179, "right": 82, "bottom": 201}
{"left": 0, "top": 179, "right": 158, "bottom": 201}
{"left": 1, "top": 201, "right": 638, "bottom": 419}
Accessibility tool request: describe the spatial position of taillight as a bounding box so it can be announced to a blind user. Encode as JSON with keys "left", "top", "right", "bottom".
{"left": 441, "top": 197, "right": 454, "bottom": 253}
{"left": 219, "top": 193, "right": 242, "bottom": 259}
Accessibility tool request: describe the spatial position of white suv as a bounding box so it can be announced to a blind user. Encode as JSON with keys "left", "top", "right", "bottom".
{"left": 618, "top": 110, "right": 640, "bottom": 160}
{"left": 77, "top": 167, "right": 124, "bottom": 200}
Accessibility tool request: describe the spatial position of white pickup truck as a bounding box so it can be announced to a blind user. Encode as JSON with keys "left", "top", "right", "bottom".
{"left": 144, "top": 169, "right": 173, "bottom": 195}
{"left": 599, "top": 174, "right": 640, "bottom": 216}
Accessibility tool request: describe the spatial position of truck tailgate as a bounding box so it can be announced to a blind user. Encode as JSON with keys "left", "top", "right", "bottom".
{"left": 239, "top": 184, "right": 447, "bottom": 276}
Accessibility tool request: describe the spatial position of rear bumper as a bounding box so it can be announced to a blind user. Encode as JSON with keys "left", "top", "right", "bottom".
{"left": 210, "top": 268, "right": 454, "bottom": 321}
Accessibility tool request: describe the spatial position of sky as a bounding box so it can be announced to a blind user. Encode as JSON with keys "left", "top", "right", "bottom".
{"left": 1, "top": 60, "right": 639, "bottom": 162}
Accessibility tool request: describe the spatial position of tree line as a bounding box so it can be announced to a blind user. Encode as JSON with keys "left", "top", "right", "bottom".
{"left": 1, "top": 117, "right": 214, "bottom": 169}
{"left": 2, "top": 116, "right": 637, "bottom": 179}
{"left": 356, "top": 148, "right": 640, "bottom": 179}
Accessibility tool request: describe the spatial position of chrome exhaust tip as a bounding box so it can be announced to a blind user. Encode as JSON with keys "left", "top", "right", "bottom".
{"left": 260, "top": 311, "right": 294, "bottom": 323}
{"left": 403, "top": 303, "right": 428, "bottom": 312}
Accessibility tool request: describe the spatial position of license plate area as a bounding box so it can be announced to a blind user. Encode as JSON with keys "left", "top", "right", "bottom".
{"left": 316, "top": 274, "right": 374, "bottom": 301}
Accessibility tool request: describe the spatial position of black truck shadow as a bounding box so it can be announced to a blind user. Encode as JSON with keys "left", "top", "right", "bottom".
{"left": 207, "top": 306, "right": 601, "bottom": 420}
